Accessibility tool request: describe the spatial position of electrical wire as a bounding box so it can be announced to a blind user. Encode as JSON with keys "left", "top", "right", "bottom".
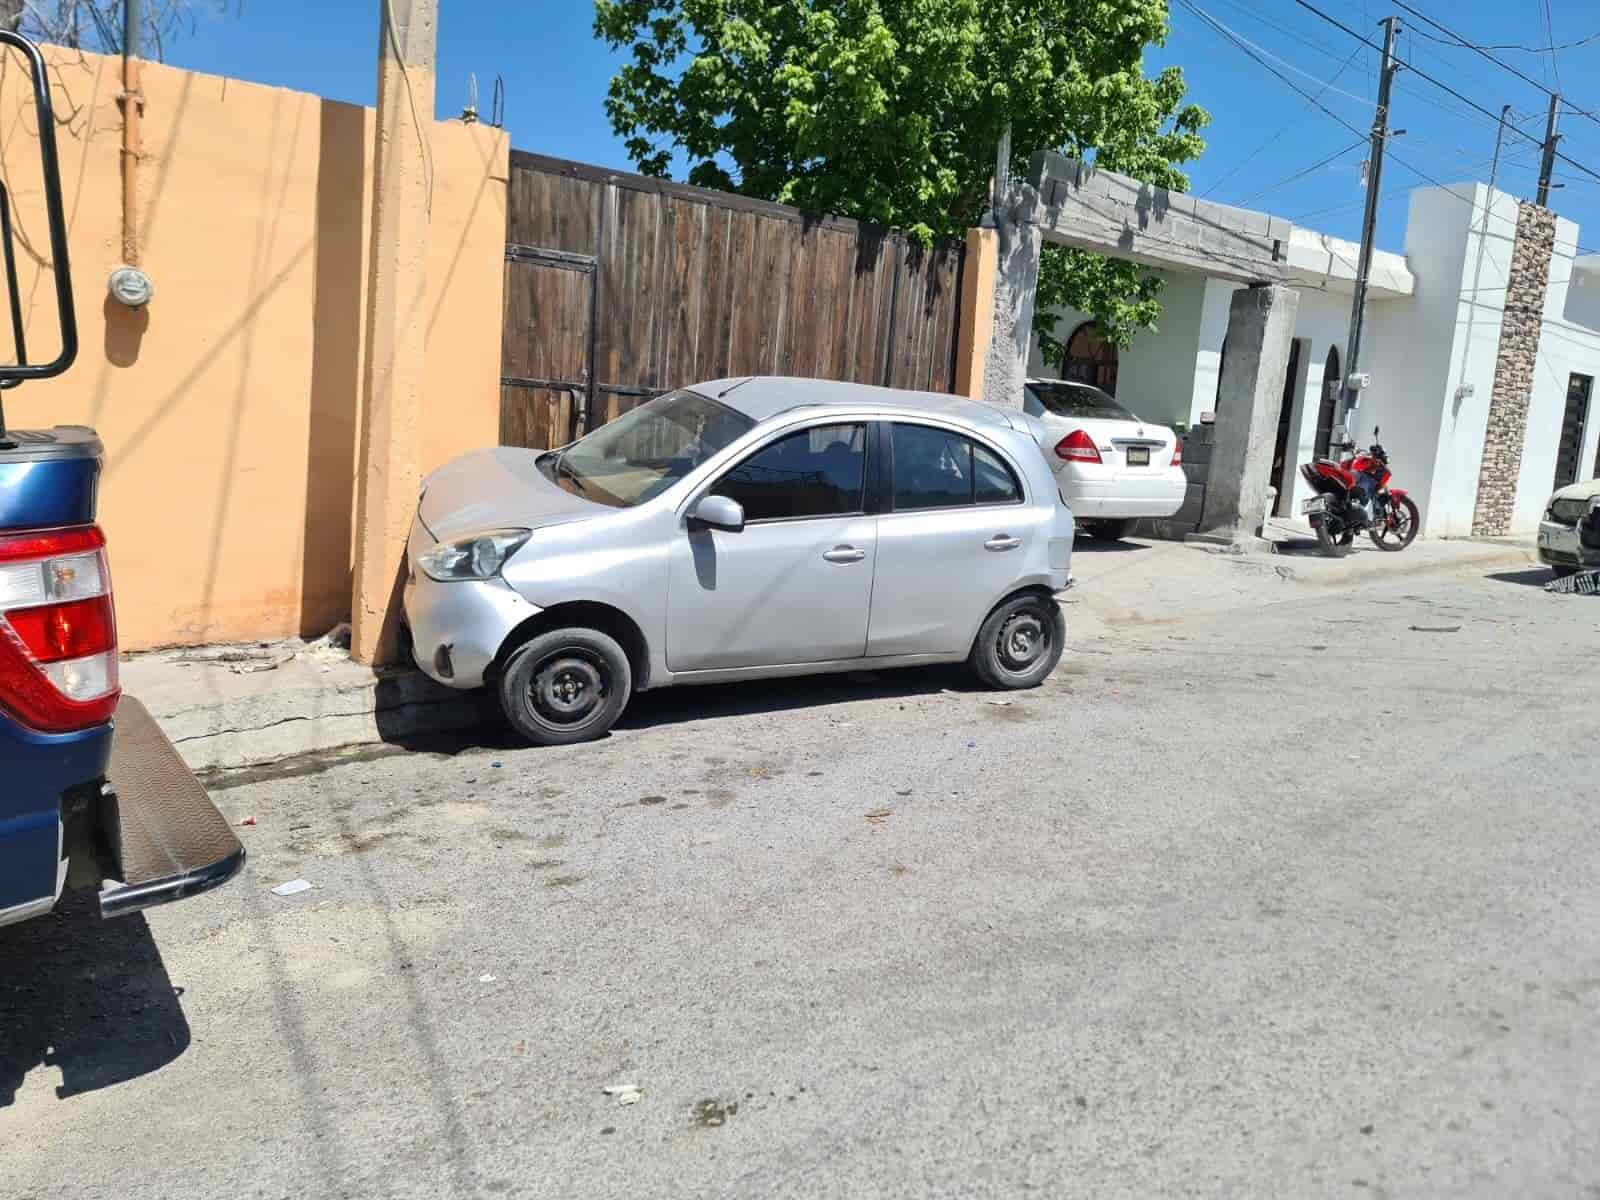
{"left": 1287, "top": 0, "right": 1600, "bottom": 186}
{"left": 1380, "top": 0, "right": 1600, "bottom": 127}
{"left": 1407, "top": 24, "right": 1600, "bottom": 55}
{"left": 1199, "top": 45, "right": 1364, "bottom": 199}
{"left": 1538, "top": 0, "right": 1562, "bottom": 93}
{"left": 1236, "top": 139, "right": 1366, "bottom": 208}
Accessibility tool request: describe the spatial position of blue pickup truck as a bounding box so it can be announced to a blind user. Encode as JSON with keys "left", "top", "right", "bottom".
{"left": 0, "top": 32, "right": 241, "bottom": 929}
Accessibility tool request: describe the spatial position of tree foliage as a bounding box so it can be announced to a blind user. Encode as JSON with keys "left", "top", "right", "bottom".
{"left": 594, "top": 0, "right": 1207, "bottom": 362}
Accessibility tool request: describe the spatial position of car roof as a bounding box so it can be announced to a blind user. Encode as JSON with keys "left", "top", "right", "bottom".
{"left": 687, "top": 376, "right": 1020, "bottom": 431}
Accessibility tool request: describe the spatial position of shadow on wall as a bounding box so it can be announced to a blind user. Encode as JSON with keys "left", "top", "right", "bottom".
{"left": 103, "top": 292, "right": 148, "bottom": 367}
{"left": 300, "top": 101, "right": 368, "bottom": 639}
{"left": 0, "top": 890, "right": 190, "bottom": 1106}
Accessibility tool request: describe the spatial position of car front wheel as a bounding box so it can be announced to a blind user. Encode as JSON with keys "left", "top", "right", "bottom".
{"left": 969, "top": 592, "right": 1065, "bottom": 690}
{"left": 498, "top": 627, "right": 633, "bottom": 746}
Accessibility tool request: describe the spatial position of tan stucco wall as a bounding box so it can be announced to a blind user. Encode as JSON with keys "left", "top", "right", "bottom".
{"left": 0, "top": 47, "right": 507, "bottom": 649}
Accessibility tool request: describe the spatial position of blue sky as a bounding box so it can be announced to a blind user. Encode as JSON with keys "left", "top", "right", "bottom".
{"left": 164, "top": 1, "right": 1600, "bottom": 254}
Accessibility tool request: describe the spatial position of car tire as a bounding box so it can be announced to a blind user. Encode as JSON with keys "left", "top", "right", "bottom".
{"left": 1551, "top": 564, "right": 1580, "bottom": 579}
{"left": 1085, "top": 519, "right": 1132, "bottom": 541}
{"left": 498, "top": 627, "right": 633, "bottom": 747}
{"left": 968, "top": 591, "right": 1065, "bottom": 690}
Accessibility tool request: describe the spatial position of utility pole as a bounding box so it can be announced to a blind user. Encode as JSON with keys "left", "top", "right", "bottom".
{"left": 351, "top": 0, "right": 437, "bottom": 665}
{"left": 1537, "top": 92, "right": 1561, "bottom": 208}
{"left": 120, "top": 0, "right": 143, "bottom": 267}
{"left": 1339, "top": 14, "right": 1401, "bottom": 435}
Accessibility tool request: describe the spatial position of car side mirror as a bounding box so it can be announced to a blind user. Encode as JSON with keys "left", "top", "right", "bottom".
{"left": 689, "top": 494, "right": 744, "bottom": 533}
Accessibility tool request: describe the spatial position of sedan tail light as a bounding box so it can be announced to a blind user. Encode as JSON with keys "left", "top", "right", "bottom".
{"left": 0, "top": 525, "right": 120, "bottom": 732}
{"left": 1171, "top": 439, "right": 1183, "bottom": 467}
{"left": 1054, "top": 429, "right": 1102, "bottom": 464}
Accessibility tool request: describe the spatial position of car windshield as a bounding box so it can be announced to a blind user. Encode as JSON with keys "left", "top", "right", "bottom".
{"left": 1026, "top": 381, "right": 1138, "bottom": 422}
{"left": 540, "top": 390, "right": 756, "bottom": 508}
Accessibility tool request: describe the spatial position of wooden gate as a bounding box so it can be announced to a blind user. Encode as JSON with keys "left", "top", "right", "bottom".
{"left": 500, "top": 152, "right": 967, "bottom": 448}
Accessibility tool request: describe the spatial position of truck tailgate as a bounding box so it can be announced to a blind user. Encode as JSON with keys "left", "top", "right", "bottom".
{"left": 101, "top": 697, "right": 244, "bottom": 918}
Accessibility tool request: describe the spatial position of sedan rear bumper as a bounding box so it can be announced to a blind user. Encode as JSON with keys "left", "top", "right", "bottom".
{"left": 1055, "top": 467, "right": 1187, "bottom": 520}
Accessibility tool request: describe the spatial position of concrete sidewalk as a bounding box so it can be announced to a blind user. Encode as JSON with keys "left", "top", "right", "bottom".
{"left": 125, "top": 531, "right": 1542, "bottom": 773}
{"left": 120, "top": 634, "right": 498, "bottom": 773}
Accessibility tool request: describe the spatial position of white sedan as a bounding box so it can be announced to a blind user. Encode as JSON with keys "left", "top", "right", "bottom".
{"left": 1023, "top": 379, "right": 1186, "bottom": 540}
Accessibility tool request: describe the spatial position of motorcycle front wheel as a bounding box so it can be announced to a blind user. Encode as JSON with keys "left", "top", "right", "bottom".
{"left": 1370, "top": 495, "right": 1420, "bottom": 551}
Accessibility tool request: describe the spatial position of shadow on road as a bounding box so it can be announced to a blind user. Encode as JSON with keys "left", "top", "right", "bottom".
{"left": 1072, "top": 536, "right": 1149, "bottom": 554}
{"left": 1487, "top": 568, "right": 1557, "bottom": 589}
{"left": 620, "top": 664, "right": 971, "bottom": 731}
{"left": 0, "top": 890, "right": 189, "bottom": 1107}
{"left": 371, "top": 665, "right": 974, "bottom": 756}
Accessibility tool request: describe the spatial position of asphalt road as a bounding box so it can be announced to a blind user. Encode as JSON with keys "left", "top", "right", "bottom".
{"left": 4, "top": 555, "right": 1598, "bottom": 1198}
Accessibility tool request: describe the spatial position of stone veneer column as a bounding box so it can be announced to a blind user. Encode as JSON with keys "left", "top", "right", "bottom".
{"left": 1471, "top": 202, "right": 1557, "bottom": 537}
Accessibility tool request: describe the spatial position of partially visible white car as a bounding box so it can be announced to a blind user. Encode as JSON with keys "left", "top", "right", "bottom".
{"left": 1537, "top": 477, "right": 1600, "bottom": 576}
{"left": 1023, "top": 379, "right": 1186, "bottom": 540}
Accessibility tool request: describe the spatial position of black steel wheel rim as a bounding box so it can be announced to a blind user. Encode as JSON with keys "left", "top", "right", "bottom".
{"left": 996, "top": 606, "right": 1051, "bottom": 676}
{"left": 1374, "top": 499, "right": 1414, "bottom": 546}
{"left": 527, "top": 649, "right": 609, "bottom": 729}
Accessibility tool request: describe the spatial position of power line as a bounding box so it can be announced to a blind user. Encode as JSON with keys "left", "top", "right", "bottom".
{"left": 1408, "top": 26, "right": 1600, "bottom": 54}
{"left": 1380, "top": 0, "right": 1600, "bottom": 127}
{"left": 1538, "top": 0, "right": 1562, "bottom": 92}
{"left": 1237, "top": 138, "right": 1367, "bottom": 207}
{"left": 1199, "top": 44, "right": 1365, "bottom": 199}
{"left": 1287, "top": 0, "right": 1600, "bottom": 187}
{"left": 1182, "top": 1, "right": 1541, "bottom": 204}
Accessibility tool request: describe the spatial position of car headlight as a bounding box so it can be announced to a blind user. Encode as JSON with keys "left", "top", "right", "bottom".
{"left": 416, "top": 529, "right": 531, "bottom": 581}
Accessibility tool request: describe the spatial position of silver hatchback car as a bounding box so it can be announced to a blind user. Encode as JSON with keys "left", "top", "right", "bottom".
{"left": 404, "top": 377, "right": 1075, "bottom": 745}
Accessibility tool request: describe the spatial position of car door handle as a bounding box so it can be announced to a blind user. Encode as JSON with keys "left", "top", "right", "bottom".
{"left": 822, "top": 545, "right": 867, "bottom": 564}
{"left": 984, "top": 534, "right": 1022, "bottom": 552}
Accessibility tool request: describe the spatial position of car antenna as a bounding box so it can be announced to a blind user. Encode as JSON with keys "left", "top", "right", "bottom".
{"left": 717, "top": 377, "right": 755, "bottom": 398}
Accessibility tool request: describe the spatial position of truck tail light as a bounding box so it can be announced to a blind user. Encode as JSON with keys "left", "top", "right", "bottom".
{"left": 0, "top": 525, "right": 120, "bottom": 732}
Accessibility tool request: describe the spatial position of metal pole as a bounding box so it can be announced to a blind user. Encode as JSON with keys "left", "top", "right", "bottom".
{"left": 1339, "top": 14, "right": 1401, "bottom": 434}
{"left": 1537, "top": 92, "right": 1561, "bottom": 208}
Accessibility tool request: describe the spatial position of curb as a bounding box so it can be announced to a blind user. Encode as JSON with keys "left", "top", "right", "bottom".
{"left": 127, "top": 653, "right": 502, "bottom": 773}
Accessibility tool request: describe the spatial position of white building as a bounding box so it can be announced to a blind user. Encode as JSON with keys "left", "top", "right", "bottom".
{"left": 1028, "top": 180, "right": 1600, "bottom": 537}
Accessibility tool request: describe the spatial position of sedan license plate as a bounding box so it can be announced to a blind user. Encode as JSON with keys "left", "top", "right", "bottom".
{"left": 1125, "top": 446, "right": 1150, "bottom": 467}
{"left": 1301, "top": 495, "right": 1329, "bottom": 515}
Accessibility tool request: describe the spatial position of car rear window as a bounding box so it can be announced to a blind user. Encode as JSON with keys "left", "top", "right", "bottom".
{"left": 1025, "top": 381, "right": 1136, "bottom": 421}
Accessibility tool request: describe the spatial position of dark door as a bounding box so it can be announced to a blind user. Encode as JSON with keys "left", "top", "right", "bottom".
{"left": 1314, "top": 346, "right": 1341, "bottom": 460}
{"left": 1272, "top": 339, "right": 1304, "bottom": 515}
{"left": 1554, "top": 373, "right": 1593, "bottom": 490}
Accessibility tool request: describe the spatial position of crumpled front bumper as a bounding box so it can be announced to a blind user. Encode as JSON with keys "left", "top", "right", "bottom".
{"left": 403, "top": 517, "right": 541, "bottom": 689}
{"left": 1538, "top": 520, "right": 1600, "bottom": 569}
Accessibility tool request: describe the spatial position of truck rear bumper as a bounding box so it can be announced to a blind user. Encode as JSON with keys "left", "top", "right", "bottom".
{"left": 0, "top": 709, "right": 110, "bottom": 926}
{"left": 98, "top": 696, "right": 244, "bottom": 918}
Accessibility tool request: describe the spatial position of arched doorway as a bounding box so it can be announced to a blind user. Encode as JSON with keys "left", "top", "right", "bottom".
{"left": 1314, "top": 346, "right": 1340, "bottom": 460}
{"left": 1062, "top": 321, "right": 1119, "bottom": 395}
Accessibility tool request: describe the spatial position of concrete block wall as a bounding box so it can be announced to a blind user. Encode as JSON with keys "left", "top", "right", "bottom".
{"left": 1138, "top": 422, "right": 1213, "bottom": 540}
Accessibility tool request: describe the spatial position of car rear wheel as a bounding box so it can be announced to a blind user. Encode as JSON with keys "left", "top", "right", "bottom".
{"left": 498, "top": 627, "right": 633, "bottom": 746}
{"left": 1551, "top": 564, "right": 1580, "bottom": 579}
{"left": 968, "top": 592, "right": 1065, "bottom": 690}
{"left": 1083, "top": 519, "right": 1133, "bottom": 541}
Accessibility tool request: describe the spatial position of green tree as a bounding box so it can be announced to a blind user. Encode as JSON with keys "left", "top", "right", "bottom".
{"left": 594, "top": 0, "right": 1207, "bottom": 365}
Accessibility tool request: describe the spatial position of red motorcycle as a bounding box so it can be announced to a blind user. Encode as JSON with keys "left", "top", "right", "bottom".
{"left": 1298, "top": 426, "right": 1419, "bottom": 556}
